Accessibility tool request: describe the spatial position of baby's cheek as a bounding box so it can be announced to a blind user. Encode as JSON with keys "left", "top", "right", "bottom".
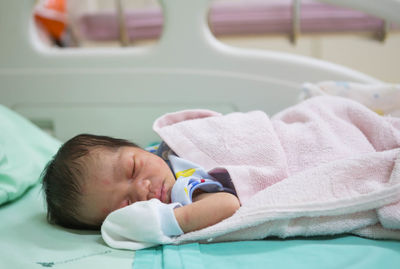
{"left": 101, "top": 207, "right": 111, "bottom": 217}
{"left": 154, "top": 156, "right": 168, "bottom": 168}
{"left": 101, "top": 179, "right": 111, "bottom": 186}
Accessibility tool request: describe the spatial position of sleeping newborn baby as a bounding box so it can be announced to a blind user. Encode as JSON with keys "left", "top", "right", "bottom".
{"left": 41, "top": 134, "right": 240, "bottom": 248}
{"left": 42, "top": 96, "right": 400, "bottom": 250}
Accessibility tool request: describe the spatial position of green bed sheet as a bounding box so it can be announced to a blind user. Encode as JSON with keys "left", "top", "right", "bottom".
{"left": 2, "top": 182, "right": 399, "bottom": 269}
{"left": 134, "top": 237, "right": 400, "bottom": 269}
{"left": 0, "top": 184, "right": 133, "bottom": 269}
{"left": 0, "top": 105, "right": 134, "bottom": 268}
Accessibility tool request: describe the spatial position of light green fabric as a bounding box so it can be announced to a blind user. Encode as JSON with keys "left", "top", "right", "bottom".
{"left": 134, "top": 238, "right": 400, "bottom": 269}
{"left": 0, "top": 183, "right": 134, "bottom": 268}
{"left": 0, "top": 106, "right": 134, "bottom": 267}
{"left": 0, "top": 105, "right": 61, "bottom": 205}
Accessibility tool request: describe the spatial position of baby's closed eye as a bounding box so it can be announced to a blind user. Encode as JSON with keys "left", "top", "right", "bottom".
{"left": 131, "top": 160, "right": 136, "bottom": 178}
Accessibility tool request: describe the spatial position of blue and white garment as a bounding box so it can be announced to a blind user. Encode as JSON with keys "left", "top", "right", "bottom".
{"left": 101, "top": 143, "right": 237, "bottom": 250}
{"left": 148, "top": 142, "right": 236, "bottom": 205}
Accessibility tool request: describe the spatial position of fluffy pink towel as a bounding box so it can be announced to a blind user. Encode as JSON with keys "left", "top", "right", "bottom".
{"left": 153, "top": 96, "right": 400, "bottom": 242}
{"left": 155, "top": 109, "right": 288, "bottom": 203}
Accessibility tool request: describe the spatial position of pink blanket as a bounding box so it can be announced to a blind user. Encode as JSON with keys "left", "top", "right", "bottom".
{"left": 153, "top": 96, "right": 400, "bottom": 243}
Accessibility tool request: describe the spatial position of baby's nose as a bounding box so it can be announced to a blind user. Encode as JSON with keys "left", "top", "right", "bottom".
{"left": 134, "top": 178, "right": 151, "bottom": 201}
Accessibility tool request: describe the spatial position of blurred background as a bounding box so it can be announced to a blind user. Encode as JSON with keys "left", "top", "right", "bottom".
{"left": 33, "top": 0, "right": 400, "bottom": 82}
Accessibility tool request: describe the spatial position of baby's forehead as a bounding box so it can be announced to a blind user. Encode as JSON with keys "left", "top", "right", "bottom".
{"left": 81, "top": 147, "right": 120, "bottom": 192}
{"left": 84, "top": 147, "right": 120, "bottom": 176}
{"left": 88, "top": 146, "right": 120, "bottom": 160}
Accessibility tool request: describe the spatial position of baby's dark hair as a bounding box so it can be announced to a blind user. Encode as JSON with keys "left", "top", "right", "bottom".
{"left": 41, "top": 134, "right": 140, "bottom": 230}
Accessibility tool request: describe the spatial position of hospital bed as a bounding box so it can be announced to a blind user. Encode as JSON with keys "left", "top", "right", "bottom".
{"left": 0, "top": 0, "right": 399, "bottom": 268}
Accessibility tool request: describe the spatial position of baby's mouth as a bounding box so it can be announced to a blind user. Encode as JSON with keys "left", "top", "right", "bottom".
{"left": 160, "top": 181, "right": 167, "bottom": 203}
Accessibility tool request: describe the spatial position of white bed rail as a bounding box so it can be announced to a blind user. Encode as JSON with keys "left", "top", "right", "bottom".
{"left": 0, "top": 0, "right": 384, "bottom": 145}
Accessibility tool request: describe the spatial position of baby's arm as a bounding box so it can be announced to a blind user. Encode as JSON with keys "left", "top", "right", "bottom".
{"left": 101, "top": 191, "right": 240, "bottom": 250}
{"left": 173, "top": 192, "right": 240, "bottom": 233}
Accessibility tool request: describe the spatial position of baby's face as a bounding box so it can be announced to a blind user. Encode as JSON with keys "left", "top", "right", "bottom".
{"left": 79, "top": 146, "right": 176, "bottom": 226}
